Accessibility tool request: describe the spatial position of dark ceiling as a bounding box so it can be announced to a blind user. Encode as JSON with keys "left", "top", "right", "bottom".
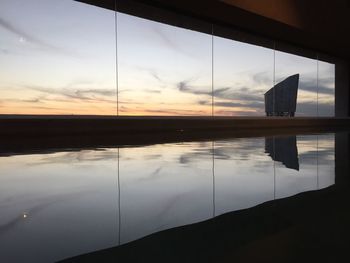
{"left": 77, "top": 0, "right": 350, "bottom": 60}
{"left": 221, "top": 0, "right": 350, "bottom": 59}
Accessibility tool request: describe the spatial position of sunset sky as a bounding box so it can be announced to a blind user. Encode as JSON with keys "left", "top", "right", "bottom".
{"left": 0, "top": 0, "right": 335, "bottom": 116}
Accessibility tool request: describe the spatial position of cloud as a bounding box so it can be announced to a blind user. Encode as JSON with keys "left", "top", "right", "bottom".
{"left": 215, "top": 109, "right": 262, "bottom": 116}
{"left": 153, "top": 26, "right": 180, "bottom": 50}
{"left": 176, "top": 71, "right": 335, "bottom": 114}
{"left": 149, "top": 70, "right": 162, "bottom": 82}
{"left": 134, "top": 66, "right": 165, "bottom": 84}
{"left": 75, "top": 89, "right": 116, "bottom": 97}
{"left": 0, "top": 17, "right": 78, "bottom": 57}
{"left": 213, "top": 87, "right": 230, "bottom": 96}
{"left": 0, "top": 48, "right": 11, "bottom": 55}
{"left": 177, "top": 79, "right": 264, "bottom": 111}
{"left": 177, "top": 80, "right": 211, "bottom": 96}
{"left": 152, "top": 26, "right": 186, "bottom": 55}
{"left": 144, "top": 89, "right": 162, "bottom": 94}
{"left": 217, "top": 101, "right": 263, "bottom": 109}
{"left": 296, "top": 101, "right": 334, "bottom": 116}
{"left": 252, "top": 71, "right": 272, "bottom": 86}
{"left": 22, "top": 85, "right": 117, "bottom": 103}
{"left": 299, "top": 79, "right": 334, "bottom": 95}
{"left": 222, "top": 90, "right": 263, "bottom": 101}
{"left": 135, "top": 108, "right": 206, "bottom": 116}
{"left": 21, "top": 96, "right": 46, "bottom": 103}
{"left": 151, "top": 25, "right": 198, "bottom": 58}
{"left": 198, "top": 100, "right": 263, "bottom": 109}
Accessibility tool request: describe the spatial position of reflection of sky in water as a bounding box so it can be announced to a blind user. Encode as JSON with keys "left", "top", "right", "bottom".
{"left": 0, "top": 135, "right": 335, "bottom": 262}
{"left": 0, "top": 149, "right": 120, "bottom": 262}
{"left": 275, "top": 135, "right": 334, "bottom": 198}
{"left": 214, "top": 138, "right": 275, "bottom": 215}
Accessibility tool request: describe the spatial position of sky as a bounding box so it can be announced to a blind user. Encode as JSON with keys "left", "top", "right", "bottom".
{"left": 0, "top": 0, "right": 335, "bottom": 116}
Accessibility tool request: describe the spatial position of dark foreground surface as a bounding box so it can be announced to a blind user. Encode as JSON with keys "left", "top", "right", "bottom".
{"left": 59, "top": 184, "right": 350, "bottom": 263}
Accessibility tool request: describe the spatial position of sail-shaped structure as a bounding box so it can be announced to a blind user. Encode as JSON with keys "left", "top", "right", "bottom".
{"left": 265, "top": 74, "right": 299, "bottom": 116}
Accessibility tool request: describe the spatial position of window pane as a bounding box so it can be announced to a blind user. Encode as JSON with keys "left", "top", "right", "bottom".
{"left": 117, "top": 13, "right": 212, "bottom": 116}
{"left": 0, "top": 0, "right": 116, "bottom": 115}
{"left": 275, "top": 51, "right": 317, "bottom": 116}
{"left": 318, "top": 61, "right": 335, "bottom": 116}
{"left": 213, "top": 36, "right": 273, "bottom": 116}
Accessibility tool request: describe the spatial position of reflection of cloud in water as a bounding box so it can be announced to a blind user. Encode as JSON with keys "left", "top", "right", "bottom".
{"left": 152, "top": 193, "right": 186, "bottom": 231}
{"left": 177, "top": 139, "right": 270, "bottom": 168}
{"left": 300, "top": 148, "right": 334, "bottom": 164}
{"left": 267, "top": 135, "right": 334, "bottom": 167}
{"left": 26, "top": 149, "right": 117, "bottom": 166}
{"left": 214, "top": 139, "right": 267, "bottom": 161}
{"left": 178, "top": 147, "right": 212, "bottom": 165}
{"left": 137, "top": 167, "right": 163, "bottom": 182}
{"left": 143, "top": 154, "right": 162, "bottom": 160}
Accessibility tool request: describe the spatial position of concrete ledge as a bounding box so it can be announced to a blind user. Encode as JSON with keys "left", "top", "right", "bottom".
{"left": 1, "top": 115, "right": 349, "bottom": 156}
{"left": 1, "top": 115, "right": 350, "bottom": 136}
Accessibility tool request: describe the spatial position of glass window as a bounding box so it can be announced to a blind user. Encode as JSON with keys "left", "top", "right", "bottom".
{"left": 117, "top": 13, "right": 212, "bottom": 116}
{"left": 275, "top": 51, "right": 318, "bottom": 116}
{"left": 213, "top": 36, "right": 273, "bottom": 116}
{"left": 0, "top": 1, "right": 336, "bottom": 118}
{"left": 0, "top": 0, "right": 116, "bottom": 115}
{"left": 318, "top": 60, "right": 335, "bottom": 116}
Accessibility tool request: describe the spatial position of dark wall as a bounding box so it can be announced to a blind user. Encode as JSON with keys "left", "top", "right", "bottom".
{"left": 222, "top": 0, "right": 350, "bottom": 51}
{"left": 335, "top": 60, "right": 350, "bottom": 117}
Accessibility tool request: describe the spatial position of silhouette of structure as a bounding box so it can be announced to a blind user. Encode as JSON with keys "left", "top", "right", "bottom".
{"left": 265, "top": 136, "right": 299, "bottom": 170}
{"left": 265, "top": 74, "right": 299, "bottom": 116}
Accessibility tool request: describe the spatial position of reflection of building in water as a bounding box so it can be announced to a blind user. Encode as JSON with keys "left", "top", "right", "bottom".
{"left": 265, "top": 136, "right": 299, "bottom": 170}
{"left": 265, "top": 74, "right": 299, "bottom": 116}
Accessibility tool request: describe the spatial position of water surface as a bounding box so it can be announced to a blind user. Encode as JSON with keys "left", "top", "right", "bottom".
{"left": 0, "top": 133, "right": 335, "bottom": 262}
